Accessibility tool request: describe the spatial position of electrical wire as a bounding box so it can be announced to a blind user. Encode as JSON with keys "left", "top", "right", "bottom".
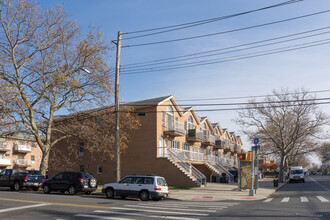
{"left": 176, "top": 89, "right": 330, "bottom": 102}
{"left": 119, "top": 38, "right": 330, "bottom": 75}
{"left": 124, "top": 9, "right": 330, "bottom": 47}
{"left": 123, "top": 0, "right": 302, "bottom": 39}
{"left": 121, "top": 26, "right": 330, "bottom": 68}
{"left": 121, "top": 29, "right": 330, "bottom": 69}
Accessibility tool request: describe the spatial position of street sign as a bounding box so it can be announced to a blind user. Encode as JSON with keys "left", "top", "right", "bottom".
{"left": 253, "top": 138, "right": 259, "bottom": 145}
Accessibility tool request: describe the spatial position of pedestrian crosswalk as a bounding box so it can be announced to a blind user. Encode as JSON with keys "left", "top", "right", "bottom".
{"left": 263, "top": 195, "right": 329, "bottom": 203}
{"left": 74, "top": 201, "right": 240, "bottom": 220}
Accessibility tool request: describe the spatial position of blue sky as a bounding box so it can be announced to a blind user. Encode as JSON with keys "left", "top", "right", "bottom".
{"left": 37, "top": 0, "right": 330, "bottom": 152}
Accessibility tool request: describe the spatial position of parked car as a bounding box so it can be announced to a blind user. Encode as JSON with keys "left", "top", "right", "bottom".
{"left": 0, "top": 169, "right": 45, "bottom": 191}
{"left": 42, "top": 171, "right": 97, "bottom": 195}
{"left": 309, "top": 171, "right": 316, "bottom": 175}
{"left": 102, "top": 175, "right": 169, "bottom": 201}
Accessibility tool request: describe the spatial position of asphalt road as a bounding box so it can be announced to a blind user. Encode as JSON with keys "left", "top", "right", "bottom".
{"left": 217, "top": 175, "right": 330, "bottom": 219}
{"left": 0, "top": 175, "right": 328, "bottom": 220}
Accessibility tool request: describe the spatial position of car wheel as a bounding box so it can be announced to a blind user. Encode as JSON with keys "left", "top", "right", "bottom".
{"left": 10, "top": 186, "right": 15, "bottom": 191}
{"left": 43, "top": 184, "right": 50, "bottom": 194}
{"left": 68, "top": 186, "right": 76, "bottom": 195}
{"left": 33, "top": 187, "right": 39, "bottom": 191}
{"left": 139, "top": 190, "right": 149, "bottom": 201}
{"left": 14, "top": 182, "right": 21, "bottom": 191}
{"left": 106, "top": 188, "right": 114, "bottom": 199}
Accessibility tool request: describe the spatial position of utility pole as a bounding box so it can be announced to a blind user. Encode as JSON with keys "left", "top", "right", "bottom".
{"left": 114, "top": 31, "right": 122, "bottom": 182}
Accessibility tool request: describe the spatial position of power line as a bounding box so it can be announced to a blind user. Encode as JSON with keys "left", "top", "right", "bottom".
{"left": 125, "top": 9, "right": 330, "bottom": 47}
{"left": 123, "top": 97, "right": 330, "bottom": 107}
{"left": 120, "top": 38, "right": 330, "bottom": 75}
{"left": 121, "top": 28, "right": 330, "bottom": 69}
{"left": 176, "top": 89, "right": 330, "bottom": 102}
{"left": 123, "top": 0, "right": 302, "bottom": 39}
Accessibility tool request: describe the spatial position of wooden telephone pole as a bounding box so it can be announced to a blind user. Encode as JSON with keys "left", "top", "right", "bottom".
{"left": 114, "top": 31, "right": 122, "bottom": 182}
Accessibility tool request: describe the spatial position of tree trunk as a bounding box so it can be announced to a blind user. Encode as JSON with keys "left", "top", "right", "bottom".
{"left": 39, "top": 148, "right": 50, "bottom": 177}
{"left": 279, "top": 154, "right": 285, "bottom": 182}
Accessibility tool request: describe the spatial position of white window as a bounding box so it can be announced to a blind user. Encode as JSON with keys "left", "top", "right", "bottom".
{"left": 0, "top": 153, "right": 4, "bottom": 159}
{"left": 183, "top": 143, "right": 189, "bottom": 151}
{"left": 31, "top": 155, "right": 35, "bottom": 161}
{"left": 171, "top": 140, "right": 180, "bottom": 150}
{"left": 79, "top": 143, "right": 84, "bottom": 156}
{"left": 97, "top": 164, "right": 102, "bottom": 174}
{"left": 188, "top": 116, "right": 193, "bottom": 130}
{"left": 166, "top": 106, "right": 173, "bottom": 130}
{"left": 31, "top": 142, "right": 34, "bottom": 150}
{"left": 162, "top": 112, "right": 165, "bottom": 124}
{"left": 214, "top": 129, "right": 218, "bottom": 137}
{"left": 18, "top": 154, "right": 24, "bottom": 160}
{"left": 79, "top": 165, "right": 85, "bottom": 172}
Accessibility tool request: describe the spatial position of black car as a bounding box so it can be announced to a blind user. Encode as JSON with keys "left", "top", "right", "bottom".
{"left": 42, "top": 172, "right": 97, "bottom": 195}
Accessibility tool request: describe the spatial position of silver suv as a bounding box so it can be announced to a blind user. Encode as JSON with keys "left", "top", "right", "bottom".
{"left": 102, "top": 175, "right": 169, "bottom": 201}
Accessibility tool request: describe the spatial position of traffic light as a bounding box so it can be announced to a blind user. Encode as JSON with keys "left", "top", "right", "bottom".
{"left": 239, "top": 152, "right": 253, "bottom": 162}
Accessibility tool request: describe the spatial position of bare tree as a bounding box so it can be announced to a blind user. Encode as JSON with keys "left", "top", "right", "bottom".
{"left": 235, "top": 88, "right": 329, "bottom": 182}
{"left": 0, "top": 0, "right": 116, "bottom": 175}
{"left": 317, "top": 142, "right": 330, "bottom": 169}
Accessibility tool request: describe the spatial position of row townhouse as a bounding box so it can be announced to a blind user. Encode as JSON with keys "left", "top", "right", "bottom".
{"left": 0, "top": 133, "right": 42, "bottom": 171}
{"left": 49, "top": 95, "right": 243, "bottom": 187}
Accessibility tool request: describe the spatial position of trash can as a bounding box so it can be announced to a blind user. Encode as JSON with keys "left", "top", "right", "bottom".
{"left": 273, "top": 178, "right": 279, "bottom": 187}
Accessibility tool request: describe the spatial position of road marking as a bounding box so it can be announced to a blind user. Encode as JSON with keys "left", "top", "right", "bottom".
{"left": 300, "top": 196, "right": 309, "bottom": 202}
{"left": 106, "top": 207, "right": 209, "bottom": 216}
{"left": 0, "top": 204, "right": 50, "bottom": 213}
{"left": 308, "top": 177, "right": 330, "bottom": 191}
{"left": 316, "top": 196, "right": 329, "bottom": 202}
{"left": 75, "top": 214, "right": 133, "bottom": 220}
{"left": 124, "top": 205, "right": 216, "bottom": 212}
{"left": 94, "top": 210, "right": 200, "bottom": 220}
{"left": 0, "top": 197, "right": 111, "bottom": 209}
{"left": 281, "top": 197, "right": 290, "bottom": 202}
{"left": 263, "top": 198, "right": 273, "bottom": 202}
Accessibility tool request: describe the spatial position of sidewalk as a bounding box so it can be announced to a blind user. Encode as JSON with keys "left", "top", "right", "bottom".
{"left": 168, "top": 177, "right": 286, "bottom": 201}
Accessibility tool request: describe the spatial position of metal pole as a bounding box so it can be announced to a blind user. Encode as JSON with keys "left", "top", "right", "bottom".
{"left": 114, "top": 31, "right": 122, "bottom": 182}
{"left": 249, "top": 149, "right": 255, "bottom": 196}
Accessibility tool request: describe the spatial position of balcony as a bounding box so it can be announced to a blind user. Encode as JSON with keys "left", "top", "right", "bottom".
{"left": 15, "top": 159, "right": 32, "bottom": 167}
{"left": 202, "top": 135, "right": 215, "bottom": 146}
{"left": 187, "top": 129, "right": 203, "bottom": 142}
{"left": 234, "top": 144, "right": 240, "bottom": 153}
{"left": 13, "top": 144, "right": 31, "bottom": 153}
{"left": 0, "top": 143, "right": 11, "bottom": 151}
{"left": 164, "top": 120, "right": 185, "bottom": 137}
{"left": 214, "top": 140, "right": 227, "bottom": 149}
{"left": 0, "top": 159, "right": 11, "bottom": 166}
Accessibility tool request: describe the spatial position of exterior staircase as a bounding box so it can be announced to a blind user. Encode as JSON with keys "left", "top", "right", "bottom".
{"left": 168, "top": 149, "right": 207, "bottom": 187}
{"left": 205, "top": 160, "right": 234, "bottom": 183}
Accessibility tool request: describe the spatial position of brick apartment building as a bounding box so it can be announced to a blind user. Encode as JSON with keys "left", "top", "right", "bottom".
{"left": 49, "top": 95, "right": 243, "bottom": 187}
{"left": 0, "top": 133, "right": 42, "bottom": 171}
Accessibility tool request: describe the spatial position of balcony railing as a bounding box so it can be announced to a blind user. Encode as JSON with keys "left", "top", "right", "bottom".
{"left": 0, "top": 158, "right": 11, "bottom": 166}
{"left": 0, "top": 143, "right": 11, "bottom": 151}
{"left": 202, "top": 134, "right": 216, "bottom": 146}
{"left": 164, "top": 120, "right": 185, "bottom": 136}
{"left": 157, "top": 147, "right": 204, "bottom": 162}
{"left": 15, "top": 159, "right": 32, "bottom": 167}
{"left": 14, "top": 144, "right": 32, "bottom": 153}
{"left": 187, "top": 129, "right": 203, "bottom": 142}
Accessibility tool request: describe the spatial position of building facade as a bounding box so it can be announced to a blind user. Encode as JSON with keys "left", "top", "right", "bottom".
{"left": 50, "top": 95, "right": 243, "bottom": 187}
{"left": 0, "top": 134, "right": 42, "bottom": 171}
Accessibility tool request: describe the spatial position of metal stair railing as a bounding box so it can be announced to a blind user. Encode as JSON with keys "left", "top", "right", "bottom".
{"left": 169, "top": 148, "right": 207, "bottom": 187}
{"left": 214, "top": 161, "right": 234, "bottom": 183}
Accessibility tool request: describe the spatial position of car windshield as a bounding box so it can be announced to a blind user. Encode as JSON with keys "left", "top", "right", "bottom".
{"left": 157, "top": 177, "right": 167, "bottom": 186}
{"left": 291, "top": 170, "right": 303, "bottom": 174}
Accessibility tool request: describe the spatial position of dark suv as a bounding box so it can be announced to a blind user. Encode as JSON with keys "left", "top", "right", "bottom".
{"left": 42, "top": 172, "right": 97, "bottom": 195}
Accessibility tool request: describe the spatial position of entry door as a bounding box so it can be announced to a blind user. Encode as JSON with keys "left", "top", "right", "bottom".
{"left": 164, "top": 139, "right": 169, "bottom": 157}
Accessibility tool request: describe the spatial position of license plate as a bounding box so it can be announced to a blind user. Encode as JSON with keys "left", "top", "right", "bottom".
{"left": 34, "top": 183, "right": 38, "bottom": 186}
